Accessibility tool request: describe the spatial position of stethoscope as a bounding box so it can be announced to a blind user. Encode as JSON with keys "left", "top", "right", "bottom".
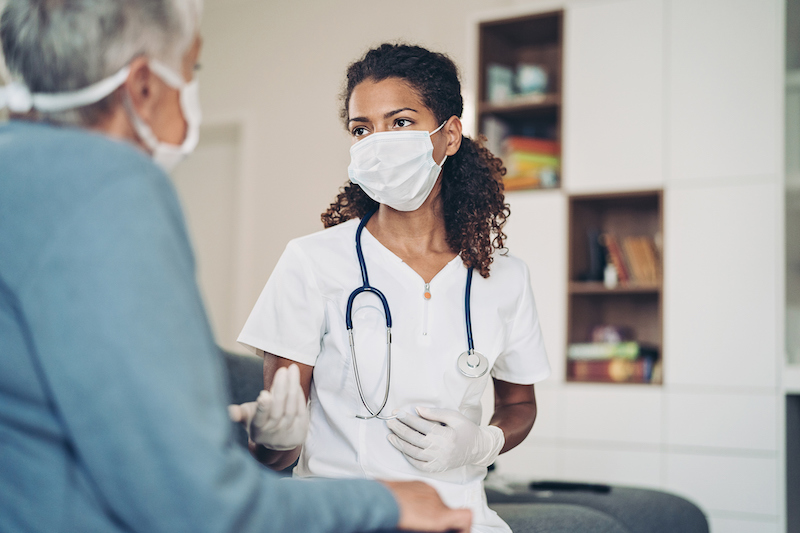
{"left": 345, "top": 209, "right": 490, "bottom": 420}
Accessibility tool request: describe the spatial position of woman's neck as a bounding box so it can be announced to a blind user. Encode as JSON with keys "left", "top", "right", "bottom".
{"left": 366, "top": 197, "right": 458, "bottom": 283}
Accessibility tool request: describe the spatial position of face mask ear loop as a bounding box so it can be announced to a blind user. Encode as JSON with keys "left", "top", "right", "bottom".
{"left": 429, "top": 121, "right": 447, "bottom": 137}
{"left": 121, "top": 88, "right": 161, "bottom": 153}
{"left": 430, "top": 121, "right": 449, "bottom": 167}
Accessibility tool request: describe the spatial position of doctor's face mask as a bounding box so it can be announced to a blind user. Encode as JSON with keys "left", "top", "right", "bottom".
{"left": 347, "top": 122, "right": 447, "bottom": 212}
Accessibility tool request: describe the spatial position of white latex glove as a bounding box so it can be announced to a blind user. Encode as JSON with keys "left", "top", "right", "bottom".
{"left": 385, "top": 406, "right": 505, "bottom": 473}
{"left": 227, "top": 364, "right": 309, "bottom": 451}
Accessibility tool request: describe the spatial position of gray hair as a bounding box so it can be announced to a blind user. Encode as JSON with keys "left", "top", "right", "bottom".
{"left": 0, "top": 0, "right": 203, "bottom": 126}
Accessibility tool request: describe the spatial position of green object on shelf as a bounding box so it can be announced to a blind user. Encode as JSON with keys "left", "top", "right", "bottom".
{"left": 567, "top": 341, "right": 655, "bottom": 360}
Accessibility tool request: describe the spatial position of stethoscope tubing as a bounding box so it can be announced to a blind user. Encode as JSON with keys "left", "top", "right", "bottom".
{"left": 346, "top": 209, "right": 484, "bottom": 420}
{"left": 347, "top": 209, "right": 394, "bottom": 420}
{"left": 465, "top": 263, "right": 475, "bottom": 352}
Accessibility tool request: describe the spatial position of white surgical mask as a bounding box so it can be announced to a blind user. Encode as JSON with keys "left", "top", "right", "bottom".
{"left": 347, "top": 122, "right": 447, "bottom": 212}
{"left": 123, "top": 60, "right": 201, "bottom": 172}
{"left": 0, "top": 58, "right": 201, "bottom": 173}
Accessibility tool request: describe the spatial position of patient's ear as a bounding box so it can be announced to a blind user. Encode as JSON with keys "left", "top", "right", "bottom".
{"left": 124, "top": 56, "right": 165, "bottom": 124}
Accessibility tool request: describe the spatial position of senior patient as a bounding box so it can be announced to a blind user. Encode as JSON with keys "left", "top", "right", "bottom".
{"left": 0, "top": 1, "right": 470, "bottom": 532}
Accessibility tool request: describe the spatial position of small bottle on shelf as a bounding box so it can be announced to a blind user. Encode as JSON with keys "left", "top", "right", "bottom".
{"left": 604, "top": 263, "right": 619, "bottom": 289}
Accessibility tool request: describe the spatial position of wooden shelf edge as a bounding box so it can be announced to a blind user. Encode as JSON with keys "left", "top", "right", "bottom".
{"left": 565, "top": 378, "right": 662, "bottom": 386}
{"left": 568, "top": 281, "right": 662, "bottom": 295}
{"left": 479, "top": 93, "right": 560, "bottom": 115}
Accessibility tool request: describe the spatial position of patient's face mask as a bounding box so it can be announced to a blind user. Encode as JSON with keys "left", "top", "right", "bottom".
{"left": 347, "top": 122, "right": 447, "bottom": 212}
{"left": 123, "top": 60, "right": 201, "bottom": 172}
{"left": 0, "top": 58, "right": 201, "bottom": 173}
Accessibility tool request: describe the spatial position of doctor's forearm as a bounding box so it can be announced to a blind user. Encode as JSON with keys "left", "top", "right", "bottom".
{"left": 489, "top": 380, "right": 537, "bottom": 453}
{"left": 489, "top": 401, "right": 537, "bottom": 453}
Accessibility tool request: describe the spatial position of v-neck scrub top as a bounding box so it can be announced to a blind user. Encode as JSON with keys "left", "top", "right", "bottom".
{"left": 239, "top": 218, "right": 551, "bottom": 533}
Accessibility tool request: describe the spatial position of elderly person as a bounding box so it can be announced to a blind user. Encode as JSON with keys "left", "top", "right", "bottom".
{"left": 0, "top": 1, "right": 470, "bottom": 532}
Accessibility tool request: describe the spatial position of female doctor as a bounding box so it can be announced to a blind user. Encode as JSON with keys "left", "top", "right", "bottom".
{"left": 234, "top": 44, "right": 551, "bottom": 533}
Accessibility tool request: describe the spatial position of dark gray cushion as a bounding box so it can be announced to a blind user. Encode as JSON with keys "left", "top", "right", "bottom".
{"left": 491, "top": 503, "right": 630, "bottom": 533}
{"left": 487, "top": 486, "right": 708, "bottom": 533}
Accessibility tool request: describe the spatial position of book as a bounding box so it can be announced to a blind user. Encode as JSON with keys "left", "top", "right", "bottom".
{"left": 584, "top": 229, "right": 605, "bottom": 282}
{"left": 621, "top": 236, "right": 660, "bottom": 284}
{"left": 567, "top": 357, "right": 654, "bottom": 383}
{"left": 503, "top": 150, "right": 560, "bottom": 189}
{"left": 567, "top": 342, "right": 658, "bottom": 361}
{"left": 500, "top": 136, "right": 561, "bottom": 190}
{"left": 503, "top": 136, "right": 560, "bottom": 156}
{"left": 600, "top": 233, "right": 629, "bottom": 283}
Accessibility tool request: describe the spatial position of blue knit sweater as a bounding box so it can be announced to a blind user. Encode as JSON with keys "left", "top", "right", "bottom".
{"left": 0, "top": 120, "right": 398, "bottom": 533}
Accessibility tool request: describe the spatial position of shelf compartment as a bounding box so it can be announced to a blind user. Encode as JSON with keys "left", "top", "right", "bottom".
{"left": 566, "top": 190, "right": 664, "bottom": 386}
{"left": 568, "top": 190, "right": 663, "bottom": 284}
{"left": 568, "top": 293, "right": 662, "bottom": 347}
{"left": 479, "top": 94, "right": 560, "bottom": 116}
{"left": 478, "top": 10, "right": 563, "bottom": 191}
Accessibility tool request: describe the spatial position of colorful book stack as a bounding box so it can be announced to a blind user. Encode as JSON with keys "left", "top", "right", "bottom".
{"left": 567, "top": 342, "right": 658, "bottom": 383}
{"left": 600, "top": 233, "right": 661, "bottom": 285}
{"left": 502, "top": 136, "right": 560, "bottom": 190}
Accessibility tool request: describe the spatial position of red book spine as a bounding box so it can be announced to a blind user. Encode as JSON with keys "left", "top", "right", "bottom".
{"left": 602, "top": 234, "right": 630, "bottom": 283}
{"left": 503, "top": 136, "right": 560, "bottom": 156}
{"left": 568, "top": 358, "right": 650, "bottom": 383}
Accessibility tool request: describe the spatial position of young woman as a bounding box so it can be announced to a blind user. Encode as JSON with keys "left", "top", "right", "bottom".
{"left": 237, "top": 43, "right": 551, "bottom": 533}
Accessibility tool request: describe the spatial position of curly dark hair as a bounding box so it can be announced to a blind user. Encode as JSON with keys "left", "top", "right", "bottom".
{"left": 321, "top": 43, "right": 510, "bottom": 278}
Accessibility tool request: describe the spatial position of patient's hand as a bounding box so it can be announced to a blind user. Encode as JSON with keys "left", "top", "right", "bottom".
{"left": 228, "top": 364, "right": 309, "bottom": 450}
{"left": 382, "top": 480, "right": 472, "bottom": 532}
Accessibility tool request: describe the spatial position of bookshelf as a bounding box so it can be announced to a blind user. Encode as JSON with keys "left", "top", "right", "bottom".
{"left": 566, "top": 190, "right": 663, "bottom": 385}
{"left": 477, "top": 11, "right": 562, "bottom": 190}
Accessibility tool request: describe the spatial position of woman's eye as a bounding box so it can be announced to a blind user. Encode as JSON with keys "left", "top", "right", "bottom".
{"left": 351, "top": 126, "right": 368, "bottom": 137}
{"left": 395, "top": 118, "right": 412, "bottom": 128}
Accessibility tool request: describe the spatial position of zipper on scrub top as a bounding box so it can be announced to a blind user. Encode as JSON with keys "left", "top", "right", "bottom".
{"left": 422, "top": 282, "right": 431, "bottom": 336}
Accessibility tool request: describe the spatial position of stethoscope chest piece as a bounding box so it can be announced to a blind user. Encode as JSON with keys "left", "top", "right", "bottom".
{"left": 457, "top": 349, "right": 489, "bottom": 378}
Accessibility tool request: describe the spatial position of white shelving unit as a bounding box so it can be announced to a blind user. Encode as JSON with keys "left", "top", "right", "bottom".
{"left": 474, "top": 1, "right": 786, "bottom": 531}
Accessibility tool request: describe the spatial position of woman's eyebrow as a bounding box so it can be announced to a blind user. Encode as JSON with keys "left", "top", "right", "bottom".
{"left": 348, "top": 107, "right": 419, "bottom": 125}
{"left": 384, "top": 107, "right": 418, "bottom": 119}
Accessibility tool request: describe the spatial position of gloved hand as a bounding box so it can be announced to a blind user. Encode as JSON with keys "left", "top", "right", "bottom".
{"left": 386, "top": 406, "right": 505, "bottom": 473}
{"left": 227, "top": 364, "right": 309, "bottom": 451}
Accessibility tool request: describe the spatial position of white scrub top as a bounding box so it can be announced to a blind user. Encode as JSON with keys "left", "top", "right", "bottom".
{"left": 238, "top": 218, "right": 551, "bottom": 533}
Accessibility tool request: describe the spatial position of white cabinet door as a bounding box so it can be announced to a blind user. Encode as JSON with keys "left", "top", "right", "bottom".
{"left": 666, "top": 391, "right": 778, "bottom": 451}
{"left": 493, "top": 441, "right": 561, "bottom": 482}
{"left": 563, "top": 0, "right": 664, "bottom": 192}
{"left": 562, "top": 447, "right": 662, "bottom": 488}
{"left": 560, "top": 384, "right": 663, "bottom": 444}
{"left": 504, "top": 190, "right": 568, "bottom": 382}
{"left": 664, "top": 183, "right": 778, "bottom": 388}
{"left": 668, "top": 0, "right": 781, "bottom": 182}
{"left": 665, "top": 453, "right": 778, "bottom": 516}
